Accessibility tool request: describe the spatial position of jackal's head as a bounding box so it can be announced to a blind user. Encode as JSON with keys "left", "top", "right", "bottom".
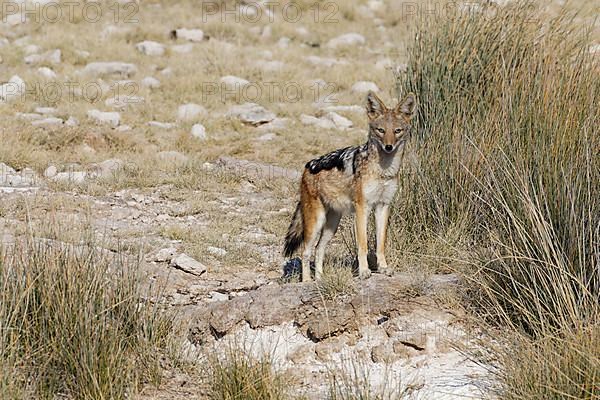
{"left": 365, "top": 91, "right": 416, "bottom": 154}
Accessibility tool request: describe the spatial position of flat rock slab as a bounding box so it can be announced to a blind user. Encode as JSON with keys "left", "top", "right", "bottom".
{"left": 190, "top": 274, "right": 454, "bottom": 343}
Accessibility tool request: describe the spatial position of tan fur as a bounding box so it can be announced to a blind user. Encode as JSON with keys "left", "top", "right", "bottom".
{"left": 285, "top": 91, "right": 416, "bottom": 281}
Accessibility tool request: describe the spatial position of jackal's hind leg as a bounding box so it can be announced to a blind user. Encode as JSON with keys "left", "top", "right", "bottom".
{"left": 314, "top": 210, "right": 342, "bottom": 281}
{"left": 301, "top": 201, "right": 326, "bottom": 282}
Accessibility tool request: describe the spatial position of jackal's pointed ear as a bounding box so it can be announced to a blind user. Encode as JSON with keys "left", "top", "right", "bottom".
{"left": 396, "top": 93, "right": 417, "bottom": 119}
{"left": 366, "top": 91, "right": 386, "bottom": 119}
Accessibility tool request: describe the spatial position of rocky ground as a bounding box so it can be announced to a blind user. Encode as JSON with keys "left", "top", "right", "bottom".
{"left": 2, "top": 0, "right": 594, "bottom": 398}
{"left": 0, "top": 157, "right": 490, "bottom": 399}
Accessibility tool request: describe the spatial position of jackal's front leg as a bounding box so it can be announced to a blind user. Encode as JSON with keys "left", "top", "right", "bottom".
{"left": 355, "top": 200, "right": 371, "bottom": 279}
{"left": 375, "top": 204, "right": 392, "bottom": 275}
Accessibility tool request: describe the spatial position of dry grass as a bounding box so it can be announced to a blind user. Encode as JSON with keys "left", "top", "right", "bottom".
{"left": 204, "top": 343, "right": 289, "bottom": 400}
{"left": 0, "top": 223, "right": 173, "bottom": 399}
{"left": 394, "top": 1, "right": 599, "bottom": 397}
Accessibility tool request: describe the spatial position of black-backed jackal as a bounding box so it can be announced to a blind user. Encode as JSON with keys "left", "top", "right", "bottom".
{"left": 284, "top": 91, "right": 416, "bottom": 281}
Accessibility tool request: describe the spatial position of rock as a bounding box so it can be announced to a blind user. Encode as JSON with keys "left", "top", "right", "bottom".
{"left": 43, "top": 165, "right": 58, "bottom": 178}
{"left": 191, "top": 123, "right": 207, "bottom": 140}
{"left": 277, "top": 37, "right": 291, "bottom": 48}
{"left": 209, "top": 295, "right": 252, "bottom": 335}
{"left": 51, "top": 171, "right": 87, "bottom": 184}
{"left": 300, "top": 114, "right": 335, "bottom": 129}
{"left": 315, "top": 340, "right": 344, "bottom": 362}
{"left": 305, "top": 306, "right": 356, "bottom": 340}
{"left": 0, "top": 163, "right": 16, "bottom": 175}
{"left": 31, "top": 117, "right": 63, "bottom": 126}
{"left": 92, "top": 158, "right": 124, "bottom": 178}
{"left": 155, "top": 247, "right": 177, "bottom": 262}
{"left": 34, "top": 107, "right": 56, "bottom": 115}
{"left": 150, "top": 121, "right": 178, "bottom": 131}
{"left": 257, "top": 133, "right": 276, "bottom": 141}
{"left": 300, "top": 112, "right": 352, "bottom": 130}
{"left": 207, "top": 291, "right": 229, "bottom": 303}
{"left": 135, "top": 40, "right": 165, "bottom": 56}
{"left": 157, "top": 150, "right": 189, "bottom": 165}
{"left": 38, "top": 67, "right": 57, "bottom": 79}
{"left": 326, "top": 33, "right": 365, "bottom": 48}
{"left": 141, "top": 76, "right": 161, "bottom": 88}
{"left": 65, "top": 117, "right": 79, "bottom": 126}
{"left": 116, "top": 125, "right": 131, "bottom": 132}
{"left": 351, "top": 81, "right": 379, "bottom": 93}
{"left": 371, "top": 342, "right": 398, "bottom": 363}
{"left": 305, "top": 55, "right": 347, "bottom": 67}
{"left": 24, "top": 49, "right": 61, "bottom": 65}
{"left": 173, "top": 28, "right": 204, "bottom": 42}
{"left": 325, "top": 112, "right": 353, "bottom": 129}
{"left": 0, "top": 75, "right": 25, "bottom": 102}
{"left": 87, "top": 109, "right": 120, "bottom": 127}
{"left": 178, "top": 103, "right": 206, "bottom": 121}
{"left": 16, "top": 112, "right": 42, "bottom": 121}
{"left": 170, "top": 253, "right": 207, "bottom": 277}
{"left": 148, "top": 121, "right": 176, "bottom": 129}
{"left": 220, "top": 75, "right": 250, "bottom": 88}
{"left": 105, "top": 95, "right": 144, "bottom": 109}
{"left": 256, "top": 117, "right": 289, "bottom": 132}
{"left": 226, "top": 103, "right": 275, "bottom": 126}
{"left": 207, "top": 246, "right": 227, "bottom": 257}
{"left": 82, "top": 62, "right": 137, "bottom": 78}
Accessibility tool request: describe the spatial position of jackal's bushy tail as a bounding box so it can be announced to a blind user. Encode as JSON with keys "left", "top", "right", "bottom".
{"left": 283, "top": 202, "right": 303, "bottom": 257}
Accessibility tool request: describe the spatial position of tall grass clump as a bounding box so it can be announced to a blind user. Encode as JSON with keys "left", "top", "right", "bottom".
{"left": 205, "top": 343, "right": 288, "bottom": 400}
{"left": 395, "top": 1, "right": 598, "bottom": 398}
{"left": 0, "top": 228, "right": 172, "bottom": 399}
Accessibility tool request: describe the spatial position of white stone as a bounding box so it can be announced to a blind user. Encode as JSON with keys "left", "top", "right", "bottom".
{"left": 191, "top": 123, "right": 207, "bottom": 140}
{"left": 0, "top": 75, "right": 25, "bottom": 102}
{"left": 65, "top": 116, "right": 79, "bottom": 126}
{"left": 43, "top": 165, "right": 58, "bottom": 178}
{"left": 51, "top": 171, "right": 87, "bottom": 184}
{"left": 135, "top": 40, "right": 165, "bottom": 56}
{"left": 220, "top": 75, "right": 249, "bottom": 87}
{"left": 155, "top": 247, "right": 177, "bottom": 262}
{"left": 351, "top": 81, "right": 380, "bottom": 93}
{"left": 326, "top": 33, "right": 366, "bottom": 48}
{"left": 31, "top": 117, "right": 63, "bottom": 126}
{"left": 300, "top": 114, "right": 336, "bottom": 130}
{"left": 148, "top": 121, "right": 176, "bottom": 129}
{"left": 24, "top": 49, "right": 61, "bottom": 65}
{"left": 82, "top": 62, "right": 137, "bottom": 78}
{"left": 170, "top": 253, "right": 207, "bottom": 276}
{"left": 105, "top": 95, "right": 144, "bottom": 109}
{"left": 277, "top": 37, "right": 291, "bottom": 48}
{"left": 226, "top": 103, "right": 275, "bottom": 126}
{"left": 37, "top": 67, "right": 57, "bottom": 79}
{"left": 141, "top": 76, "right": 161, "bottom": 88}
{"left": 178, "top": 103, "right": 207, "bottom": 121}
{"left": 207, "top": 246, "right": 227, "bottom": 257}
{"left": 174, "top": 28, "right": 204, "bottom": 42}
{"left": 87, "top": 109, "right": 120, "bottom": 127}
{"left": 34, "top": 106, "right": 56, "bottom": 115}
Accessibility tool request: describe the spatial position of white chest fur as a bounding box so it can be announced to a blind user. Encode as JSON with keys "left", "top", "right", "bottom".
{"left": 363, "top": 178, "right": 398, "bottom": 206}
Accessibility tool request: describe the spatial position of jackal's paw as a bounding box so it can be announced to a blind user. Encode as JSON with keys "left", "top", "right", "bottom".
{"left": 358, "top": 269, "right": 372, "bottom": 279}
{"left": 378, "top": 267, "right": 394, "bottom": 277}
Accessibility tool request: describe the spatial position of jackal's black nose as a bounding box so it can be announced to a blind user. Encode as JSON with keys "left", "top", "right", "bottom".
{"left": 385, "top": 145, "right": 393, "bottom": 152}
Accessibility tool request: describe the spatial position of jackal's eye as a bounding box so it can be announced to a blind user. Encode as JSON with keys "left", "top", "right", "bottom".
{"left": 394, "top": 128, "right": 403, "bottom": 134}
{"left": 376, "top": 127, "right": 385, "bottom": 134}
